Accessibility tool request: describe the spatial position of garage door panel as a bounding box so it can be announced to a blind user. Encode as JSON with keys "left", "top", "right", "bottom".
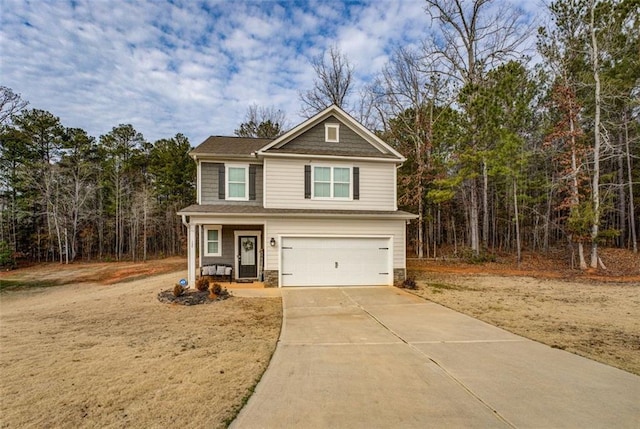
{"left": 281, "top": 237, "right": 391, "bottom": 287}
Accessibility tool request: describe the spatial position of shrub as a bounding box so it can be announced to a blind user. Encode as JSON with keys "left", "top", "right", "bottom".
{"left": 195, "top": 277, "right": 209, "bottom": 292}
{"left": 173, "top": 284, "right": 185, "bottom": 297}
{"left": 402, "top": 278, "right": 417, "bottom": 289}
{"left": 210, "top": 283, "right": 222, "bottom": 295}
{"left": 208, "top": 283, "right": 231, "bottom": 300}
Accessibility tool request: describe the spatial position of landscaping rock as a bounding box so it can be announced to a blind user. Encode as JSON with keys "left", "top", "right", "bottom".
{"left": 157, "top": 288, "right": 231, "bottom": 305}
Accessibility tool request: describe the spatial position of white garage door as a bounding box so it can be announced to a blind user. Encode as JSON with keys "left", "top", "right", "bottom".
{"left": 280, "top": 237, "right": 391, "bottom": 287}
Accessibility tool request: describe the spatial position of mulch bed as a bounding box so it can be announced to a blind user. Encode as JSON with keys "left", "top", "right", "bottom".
{"left": 157, "top": 288, "right": 231, "bottom": 305}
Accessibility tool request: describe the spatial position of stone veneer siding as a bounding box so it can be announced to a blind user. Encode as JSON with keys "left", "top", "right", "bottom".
{"left": 393, "top": 268, "right": 406, "bottom": 286}
{"left": 263, "top": 270, "right": 279, "bottom": 288}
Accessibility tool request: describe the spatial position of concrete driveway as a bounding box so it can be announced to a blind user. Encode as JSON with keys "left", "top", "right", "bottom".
{"left": 231, "top": 287, "right": 640, "bottom": 428}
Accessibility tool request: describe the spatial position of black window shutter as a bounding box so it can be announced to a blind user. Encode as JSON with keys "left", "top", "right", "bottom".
{"left": 218, "top": 164, "right": 225, "bottom": 200}
{"left": 304, "top": 165, "right": 311, "bottom": 199}
{"left": 249, "top": 165, "right": 256, "bottom": 200}
{"left": 353, "top": 167, "right": 360, "bottom": 200}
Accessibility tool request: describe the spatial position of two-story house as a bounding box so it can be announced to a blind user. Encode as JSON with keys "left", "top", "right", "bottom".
{"left": 178, "top": 105, "right": 416, "bottom": 287}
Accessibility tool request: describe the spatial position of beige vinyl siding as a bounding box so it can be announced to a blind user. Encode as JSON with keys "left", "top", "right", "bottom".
{"left": 200, "top": 161, "right": 263, "bottom": 205}
{"left": 264, "top": 157, "right": 396, "bottom": 210}
{"left": 264, "top": 217, "right": 406, "bottom": 271}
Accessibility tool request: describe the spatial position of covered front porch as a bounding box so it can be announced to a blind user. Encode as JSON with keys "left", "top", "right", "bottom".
{"left": 183, "top": 219, "right": 266, "bottom": 287}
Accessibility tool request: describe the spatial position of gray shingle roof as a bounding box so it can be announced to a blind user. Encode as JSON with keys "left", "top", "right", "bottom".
{"left": 190, "top": 136, "right": 272, "bottom": 157}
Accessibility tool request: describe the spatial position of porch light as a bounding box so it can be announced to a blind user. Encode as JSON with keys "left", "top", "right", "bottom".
{"left": 270, "top": 237, "right": 276, "bottom": 247}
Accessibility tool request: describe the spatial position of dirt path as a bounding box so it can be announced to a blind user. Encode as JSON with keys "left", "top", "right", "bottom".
{"left": 0, "top": 270, "right": 282, "bottom": 428}
{"left": 0, "top": 257, "right": 187, "bottom": 289}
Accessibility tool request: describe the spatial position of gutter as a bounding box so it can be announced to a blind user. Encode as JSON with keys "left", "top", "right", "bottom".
{"left": 178, "top": 211, "right": 417, "bottom": 220}
{"left": 191, "top": 154, "right": 259, "bottom": 161}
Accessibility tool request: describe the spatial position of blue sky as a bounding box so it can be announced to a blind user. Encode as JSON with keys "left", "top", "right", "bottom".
{"left": 0, "top": 0, "right": 541, "bottom": 146}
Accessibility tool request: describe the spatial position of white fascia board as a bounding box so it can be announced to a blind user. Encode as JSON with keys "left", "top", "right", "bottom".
{"left": 187, "top": 216, "right": 268, "bottom": 226}
{"left": 259, "top": 152, "right": 402, "bottom": 164}
{"left": 277, "top": 212, "right": 418, "bottom": 220}
{"left": 192, "top": 153, "right": 259, "bottom": 162}
{"left": 180, "top": 211, "right": 417, "bottom": 221}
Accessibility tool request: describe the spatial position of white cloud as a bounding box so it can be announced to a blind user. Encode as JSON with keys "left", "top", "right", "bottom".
{"left": 0, "top": 0, "right": 539, "bottom": 146}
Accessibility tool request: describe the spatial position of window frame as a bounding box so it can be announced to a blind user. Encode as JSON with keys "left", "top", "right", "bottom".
{"left": 325, "top": 123, "right": 340, "bottom": 142}
{"left": 332, "top": 167, "right": 351, "bottom": 198}
{"left": 204, "top": 225, "right": 222, "bottom": 257}
{"left": 225, "top": 164, "right": 249, "bottom": 201}
{"left": 312, "top": 165, "right": 352, "bottom": 200}
{"left": 312, "top": 166, "right": 331, "bottom": 198}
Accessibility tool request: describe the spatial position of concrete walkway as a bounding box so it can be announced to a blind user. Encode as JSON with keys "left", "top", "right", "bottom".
{"left": 231, "top": 287, "right": 640, "bottom": 428}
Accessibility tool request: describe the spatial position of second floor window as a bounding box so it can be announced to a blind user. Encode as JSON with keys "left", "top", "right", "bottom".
{"left": 226, "top": 165, "right": 248, "bottom": 200}
{"left": 313, "top": 166, "right": 351, "bottom": 199}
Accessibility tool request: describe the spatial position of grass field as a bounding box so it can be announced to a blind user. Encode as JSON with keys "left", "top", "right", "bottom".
{"left": 408, "top": 254, "right": 640, "bottom": 376}
{"left": 0, "top": 268, "right": 281, "bottom": 428}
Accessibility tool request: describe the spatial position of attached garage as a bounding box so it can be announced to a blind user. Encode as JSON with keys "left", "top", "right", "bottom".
{"left": 280, "top": 236, "right": 392, "bottom": 287}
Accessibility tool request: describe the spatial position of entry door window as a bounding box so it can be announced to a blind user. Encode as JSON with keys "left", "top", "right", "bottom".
{"left": 239, "top": 236, "right": 257, "bottom": 278}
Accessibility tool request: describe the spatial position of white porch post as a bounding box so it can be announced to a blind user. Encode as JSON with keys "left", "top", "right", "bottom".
{"left": 188, "top": 222, "right": 197, "bottom": 287}
{"left": 198, "top": 224, "right": 203, "bottom": 271}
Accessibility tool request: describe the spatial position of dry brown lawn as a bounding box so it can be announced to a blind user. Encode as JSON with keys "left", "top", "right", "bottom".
{"left": 0, "top": 266, "right": 281, "bottom": 428}
{"left": 408, "top": 268, "right": 640, "bottom": 376}
{"left": 2, "top": 251, "right": 638, "bottom": 428}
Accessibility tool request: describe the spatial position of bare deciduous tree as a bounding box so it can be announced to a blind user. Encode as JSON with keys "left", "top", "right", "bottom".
{"left": 0, "top": 86, "right": 28, "bottom": 125}
{"left": 423, "top": 0, "right": 531, "bottom": 255}
{"left": 371, "top": 47, "right": 450, "bottom": 258}
{"left": 234, "top": 104, "right": 290, "bottom": 138}
{"left": 588, "top": 0, "right": 603, "bottom": 269}
{"left": 299, "top": 45, "right": 353, "bottom": 117}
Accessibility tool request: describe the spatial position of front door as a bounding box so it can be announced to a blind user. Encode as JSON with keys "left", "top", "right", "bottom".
{"left": 238, "top": 235, "right": 258, "bottom": 278}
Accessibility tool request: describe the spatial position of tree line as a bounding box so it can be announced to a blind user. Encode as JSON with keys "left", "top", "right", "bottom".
{"left": 1, "top": 0, "right": 638, "bottom": 269}
{"left": 294, "top": 0, "right": 639, "bottom": 268}
{"left": 0, "top": 96, "right": 195, "bottom": 264}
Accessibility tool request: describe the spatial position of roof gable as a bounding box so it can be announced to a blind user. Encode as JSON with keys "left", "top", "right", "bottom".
{"left": 265, "top": 115, "right": 397, "bottom": 158}
{"left": 258, "top": 105, "right": 405, "bottom": 162}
